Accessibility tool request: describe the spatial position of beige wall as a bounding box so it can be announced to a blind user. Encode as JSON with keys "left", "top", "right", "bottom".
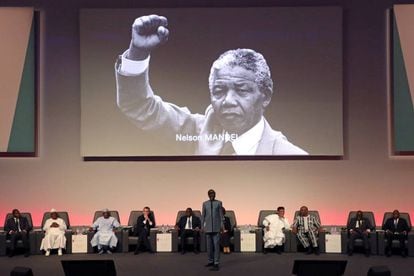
{"left": 0, "top": 1, "right": 414, "bottom": 227}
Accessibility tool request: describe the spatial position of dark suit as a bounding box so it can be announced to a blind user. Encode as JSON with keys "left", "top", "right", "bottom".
{"left": 4, "top": 216, "right": 31, "bottom": 253}
{"left": 220, "top": 216, "right": 232, "bottom": 247}
{"left": 347, "top": 217, "right": 373, "bottom": 253}
{"left": 176, "top": 215, "right": 201, "bottom": 252}
{"left": 134, "top": 214, "right": 155, "bottom": 253}
{"left": 383, "top": 217, "right": 410, "bottom": 253}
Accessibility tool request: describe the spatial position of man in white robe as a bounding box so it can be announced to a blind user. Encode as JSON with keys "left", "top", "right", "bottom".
{"left": 40, "top": 209, "right": 67, "bottom": 256}
{"left": 263, "top": 206, "right": 290, "bottom": 254}
{"left": 90, "top": 209, "right": 120, "bottom": 254}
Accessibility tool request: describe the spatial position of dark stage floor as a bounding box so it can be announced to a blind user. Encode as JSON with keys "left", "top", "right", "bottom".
{"left": 1, "top": 252, "right": 412, "bottom": 276}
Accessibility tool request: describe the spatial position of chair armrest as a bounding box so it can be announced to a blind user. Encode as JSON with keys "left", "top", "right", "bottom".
{"left": 170, "top": 229, "right": 179, "bottom": 252}
{"left": 233, "top": 228, "right": 241, "bottom": 252}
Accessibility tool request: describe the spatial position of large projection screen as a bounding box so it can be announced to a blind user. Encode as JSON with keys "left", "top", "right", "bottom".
{"left": 392, "top": 5, "right": 414, "bottom": 155}
{"left": 80, "top": 7, "right": 343, "bottom": 158}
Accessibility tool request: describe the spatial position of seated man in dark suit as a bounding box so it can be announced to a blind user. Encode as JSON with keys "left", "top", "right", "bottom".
{"left": 175, "top": 208, "right": 201, "bottom": 254}
{"left": 347, "top": 210, "right": 374, "bottom": 257}
{"left": 383, "top": 209, "right": 410, "bottom": 257}
{"left": 4, "top": 209, "right": 32, "bottom": 257}
{"left": 134, "top": 206, "right": 155, "bottom": 254}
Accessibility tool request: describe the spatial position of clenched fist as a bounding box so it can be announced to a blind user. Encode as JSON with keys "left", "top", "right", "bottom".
{"left": 128, "top": 15, "right": 169, "bottom": 61}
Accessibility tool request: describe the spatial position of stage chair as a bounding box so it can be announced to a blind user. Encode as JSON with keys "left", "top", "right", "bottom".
{"left": 171, "top": 210, "right": 204, "bottom": 252}
{"left": 0, "top": 212, "right": 36, "bottom": 256}
{"left": 340, "top": 211, "right": 377, "bottom": 255}
{"left": 253, "top": 210, "right": 291, "bottom": 253}
{"left": 121, "top": 210, "right": 157, "bottom": 253}
{"left": 377, "top": 212, "right": 414, "bottom": 256}
{"left": 35, "top": 211, "right": 72, "bottom": 255}
{"left": 87, "top": 210, "right": 123, "bottom": 253}
{"left": 290, "top": 210, "right": 326, "bottom": 253}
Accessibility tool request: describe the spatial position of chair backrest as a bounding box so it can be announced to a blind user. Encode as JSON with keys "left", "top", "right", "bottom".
{"left": 92, "top": 211, "right": 120, "bottom": 224}
{"left": 41, "top": 211, "right": 71, "bottom": 229}
{"left": 382, "top": 212, "right": 412, "bottom": 229}
{"left": 257, "top": 210, "right": 277, "bottom": 227}
{"left": 224, "top": 210, "right": 237, "bottom": 230}
{"left": 4, "top": 212, "right": 33, "bottom": 229}
{"left": 128, "top": 210, "right": 156, "bottom": 227}
{"left": 293, "top": 210, "right": 322, "bottom": 225}
{"left": 175, "top": 210, "right": 201, "bottom": 224}
{"left": 346, "top": 211, "right": 375, "bottom": 228}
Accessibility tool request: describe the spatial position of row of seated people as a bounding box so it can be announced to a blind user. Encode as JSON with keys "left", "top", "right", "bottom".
{"left": 0, "top": 207, "right": 412, "bottom": 258}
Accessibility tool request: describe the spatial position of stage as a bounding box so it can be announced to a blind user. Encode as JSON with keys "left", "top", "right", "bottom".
{"left": 1, "top": 252, "right": 413, "bottom": 276}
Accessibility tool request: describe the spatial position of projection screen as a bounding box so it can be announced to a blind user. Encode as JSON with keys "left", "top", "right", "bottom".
{"left": 80, "top": 7, "right": 343, "bottom": 158}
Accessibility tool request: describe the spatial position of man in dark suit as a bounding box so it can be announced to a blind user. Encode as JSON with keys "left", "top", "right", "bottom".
{"left": 4, "top": 209, "right": 32, "bottom": 257}
{"left": 134, "top": 206, "right": 155, "bottom": 254}
{"left": 175, "top": 207, "right": 201, "bottom": 254}
{"left": 383, "top": 209, "right": 410, "bottom": 257}
{"left": 202, "top": 189, "right": 224, "bottom": 271}
{"left": 347, "top": 210, "right": 374, "bottom": 257}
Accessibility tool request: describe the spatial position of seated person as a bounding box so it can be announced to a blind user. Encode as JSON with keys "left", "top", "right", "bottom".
{"left": 347, "top": 210, "right": 374, "bottom": 257}
{"left": 175, "top": 207, "right": 201, "bottom": 254}
{"left": 263, "top": 206, "right": 290, "bottom": 254}
{"left": 292, "top": 206, "right": 321, "bottom": 255}
{"left": 5, "top": 209, "right": 32, "bottom": 257}
{"left": 383, "top": 209, "right": 410, "bottom": 257}
{"left": 220, "top": 207, "right": 232, "bottom": 254}
{"left": 134, "top": 206, "right": 155, "bottom": 254}
{"left": 90, "top": 209, "right": 120, "bottom": 254}
{"left": 40, "top": 209, "right": 67, "bottom": 256}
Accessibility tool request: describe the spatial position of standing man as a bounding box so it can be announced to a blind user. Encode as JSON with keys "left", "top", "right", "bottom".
{"left": 347, "top": 210, "right": 374, "bottom": 257}
{"left": 202, "top": 189, "right": 223, "bottom": 271}
{"left": 134, "top": 206, "right": 155, "bottom": 254}
{"left": 5, "top": 209, "right": 32, "bottom": 257}
{"left": 292, "top": 206, "right": 321, "bottom": 255}
{"left": 383, "top": 209, "right": 410, "bottom": 257}
{"left": 175, "top": 207, "right": 201, "bottom": 254}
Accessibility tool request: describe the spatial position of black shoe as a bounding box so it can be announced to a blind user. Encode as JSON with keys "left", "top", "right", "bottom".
{"left": 263, "top": 248, "right": 268, "bottom": 254}
{"left": 306, "top": 247, "right": 313, "bottom": 255}
{"left": 181, "top": 251, "right": 185, "bottom": 255}
{"left": 8, "top": 252, "right": 14, "bottom": 258}
{"left": 134, "top": 250, "right": 139, "bottom": 255}
{"left": 205, "top": 263, "right": 214, "bottom": 267}
{"left": 314, "top": 247, "right": 320, "bottom": 255}
{"left": 148, "top": 250, "right": 155, "bottom": 254}
{"left": 365, "top": 251, "right": 370, "bottom": 257}
{"left": 194, "top": 250, "right": 199, "bottom": 254}
{"left": 386, "top": 250, "right": 391, "bottom": 257}
{"left": 24, "top": 252, "right": 30, "bottom": 258}
{"left": 210, "top": 264, "right": 219, "bottom": 271}
{"left": 347, "top": 250, "right": 353, "bottom": 256}
{"left": 402, "top": 251, "right": 407, "bottom": 258}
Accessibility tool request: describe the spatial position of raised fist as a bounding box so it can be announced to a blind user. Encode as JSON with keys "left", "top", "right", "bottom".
{"left": 128, "top": 15, "right": 169, "bottom": 60}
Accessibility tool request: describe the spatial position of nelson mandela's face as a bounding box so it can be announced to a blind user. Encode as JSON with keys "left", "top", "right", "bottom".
{"left": 210, "top": 65, "right": 270, "bottom": 135}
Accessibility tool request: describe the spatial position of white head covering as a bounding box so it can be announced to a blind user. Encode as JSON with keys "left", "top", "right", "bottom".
{"left": 50, "top": 208, "right": 57, "bottom": 213}
{"left": 102, "top": 208, "right": 109, "bottom": 213}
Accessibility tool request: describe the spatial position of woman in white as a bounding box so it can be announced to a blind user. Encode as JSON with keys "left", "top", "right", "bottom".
{"left": 263, "top": 207, "right": 290, "bottom": 254}
{"left": 40, "top": 209, "right": 67, "bottom": 256}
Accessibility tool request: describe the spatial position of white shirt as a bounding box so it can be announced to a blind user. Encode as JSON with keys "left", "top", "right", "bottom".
{"left": 303, "top": 215, "right": 309, "bottom": 231}
{"left": 185, "top": 216, "right": 192, "bottom": 230}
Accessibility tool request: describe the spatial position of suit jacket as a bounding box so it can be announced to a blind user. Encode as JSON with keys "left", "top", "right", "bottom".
{"left": 115, "top": 63, "right": 308, "bottom": 156}
{"left": 135, "top": 214, "right": 156, "bottom": 236}
{"left": 383, "top": 217, "right": 410, "bottom": 233}
{"left": 5, "top": 216, "right": 32, "bottom": 233}
{"left": 176, "top": 215, "right": 201, "bottom": 231}
{"left": 348, "top": 217, "right": 373, "bottom": 232}
{"left": 202, "top": 200, "right": 223, "bottom": 233}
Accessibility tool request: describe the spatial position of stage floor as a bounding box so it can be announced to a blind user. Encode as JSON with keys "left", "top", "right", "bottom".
{"left": 1, "top": 252, "right": 413, "bottom": 276}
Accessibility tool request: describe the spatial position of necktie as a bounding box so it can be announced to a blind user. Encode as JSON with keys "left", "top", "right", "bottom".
{"left": 394, "top": 219, "right": 398, "bottom": 229}
{"left": 220, "top": 141, "right": 235, "bottom": 155}
{"left": 16, "top": 218, "right": 21, "bottom": 232}
{"left": 187, "top": 217, "right": 191, "bottom": 229}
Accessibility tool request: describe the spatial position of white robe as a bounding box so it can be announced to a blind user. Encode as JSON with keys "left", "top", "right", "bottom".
{"left": 263, "top": 214, "right": 290, "bottom": 248}
{"left": 90, "top": 216, "right": 120, "bottom": 249}
{"left": 40, "top": 218, "right": 67, "bottom": 250}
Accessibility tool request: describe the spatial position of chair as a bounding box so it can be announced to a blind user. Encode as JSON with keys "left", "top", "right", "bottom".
{"left": 377, "top": 212, "right": 414, "bottom": 256}
{"left": 0, "top": 213, "right": 37, "bottom": 256}
{"left": 87, "top": 210, "right": 122, "bottom": 253}
{"left": 172, "top": 210, "right": 204, "bottom": 252}
{"left": 290, "top": 210, "right": 326, "bottom": 253}
{"left": 121, "top": 210, "right": 157, "bottom": 253}
{"left": 253, "top": 210, "right": 291, "bottom": 253}
{"left": 35, "top": 211, "right": 73, "bottom": 254}
{"left": 223, "top": 210, "right": 240, "bottom": 252}
{"left": 340, "top": 211, "right": 377, "bottom": 255}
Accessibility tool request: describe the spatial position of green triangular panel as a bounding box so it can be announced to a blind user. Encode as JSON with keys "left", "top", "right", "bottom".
{"left": 7, "top": 18, "right": 35, "bottom": 152}
{"left": 393, "top": 16, "right": 414, "bottom": 152}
